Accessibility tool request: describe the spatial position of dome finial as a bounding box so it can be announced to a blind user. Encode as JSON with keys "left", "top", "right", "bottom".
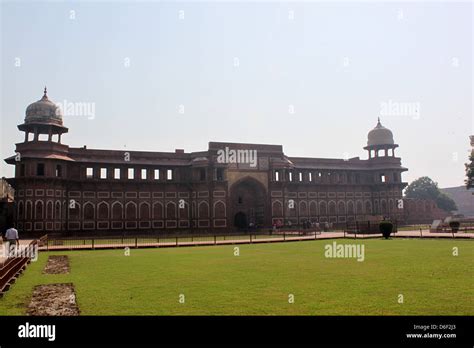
{"left": 42, "top": 86, "right": 48, "bottom": 100}
{"left": 377, "top": 117, "right": 381, "bottom": 125}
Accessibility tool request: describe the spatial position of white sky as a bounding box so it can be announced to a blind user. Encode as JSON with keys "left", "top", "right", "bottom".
{"left": 1, "top": 1, "right": 472, "bottom": 188}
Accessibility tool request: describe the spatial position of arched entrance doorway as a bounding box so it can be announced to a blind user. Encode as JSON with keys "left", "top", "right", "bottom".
{"left": 233, "top": 211, "right": 247, "bottom": 229}
{"left": 230, "top": 177, "right": 267, "bottom": 229}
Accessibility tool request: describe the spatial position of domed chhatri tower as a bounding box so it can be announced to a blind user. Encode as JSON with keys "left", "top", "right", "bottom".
{"left": 5, "top": 88, "right": 72, "bottom": 233}
{"left": 364, "top": 118, "right": 398, "bottom": 159}
{"left": 18, "top": 87, "right": 68, "bottom": 142}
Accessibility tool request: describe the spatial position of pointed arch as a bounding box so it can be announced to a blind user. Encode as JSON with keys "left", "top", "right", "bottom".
{"left": 166, "top": 201, "right": 176, "bottom": 219}
{"left": 46, "top": 201, "right": 53, "bottom": 220}
{"left": 153, "top": 202, "right": 163, "bottom": 219}
{"left": 26, "top": 200, "right": 32, "bottom": 220}
{"left": 347, "top": 200, "right": 354, "bottom": 215}
{"left": 299, "top": 201, "right": 308, "bottom": 217}
{"left": 112, "top": 201, "right": 123, "bottom": 219}
{"left": 35, "top": 200, "right": 44, "bottom": 220}
{"left": 68, "top": 202, "right": 81, "bottom": 220}
{"left": 319, "top": 201, "right": 327, "bottom": 215}
{"left": 125, "top": 201, "right": 137, "bottom": 219}
{"left": 213, "top": 200, "right": 226, "bottom": 219}
{"left": 365, "top": 200, "right": 372, "bottom": 214}
{"left": 337, "top": 201, "right": 346, "bottom": 215}
{"left": 198, "top": 201, "right": 209, "bottom": 218}
{"left": 328, "top": 201, "right": 336, "bottom": 215}
{"left": 179, "top": 201, "right": 190, "bottom": 219}
{"left": 139, "top": 202, "right": 151, "bottom": 220}
{"left": 55, "top": 200, "right": 61, "bottom": 220}
{"left": 309, "top": 200, "right": 318, "bottom": 217}
{"left": 98, "top": 201, "right": 109, "bottom": 220}
{"left": 272, "top": 200, "right": 283, "bottom": 217}
{"left": 83, "top": 201, "right": 95, "bottom": 220}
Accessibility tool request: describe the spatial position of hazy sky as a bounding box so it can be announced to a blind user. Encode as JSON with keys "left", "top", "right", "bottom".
{"left": 1, "top": 1, "right": 472, "bottom": 188}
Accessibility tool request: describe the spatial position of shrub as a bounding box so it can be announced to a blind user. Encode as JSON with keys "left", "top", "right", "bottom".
{"left": 449, "top": 220, "right": 460, "bottom": 233}
{"left": 379, "top": 221, "right": 393, "bottom": 239}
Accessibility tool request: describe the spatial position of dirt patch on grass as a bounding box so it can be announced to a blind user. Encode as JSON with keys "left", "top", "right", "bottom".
{"left": 27, "top": 283, "right": 80, "bottom": 316}
{"left": 43, "top": 255, "right": 70, "bottom": 274}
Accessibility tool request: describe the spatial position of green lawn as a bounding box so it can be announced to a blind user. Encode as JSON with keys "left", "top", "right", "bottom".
{"left": 1, "top": 239, "right": 472, "bottom": 315}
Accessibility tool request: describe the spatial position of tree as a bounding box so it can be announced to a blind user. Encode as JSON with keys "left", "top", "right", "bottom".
{"left": 437, "top": 192, "right": 458, "bottom": 212}
{"left": 465, "top": 153, "right": 474, "bottom": 189}
{"left": 405, "top": 176, "right": 457, "bottom": 212}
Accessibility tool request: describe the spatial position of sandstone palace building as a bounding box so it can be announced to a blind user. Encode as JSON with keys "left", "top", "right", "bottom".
{"left": 5, "top": 90, "right": 409, "bottom": 234}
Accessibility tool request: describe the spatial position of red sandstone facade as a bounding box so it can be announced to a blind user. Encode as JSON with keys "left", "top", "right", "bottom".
{"left": 5, "top": 90, "right": 410, "bottom": 234}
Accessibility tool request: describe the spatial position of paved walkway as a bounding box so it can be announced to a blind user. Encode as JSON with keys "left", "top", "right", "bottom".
{"left": 38, "top": 230, "right": 473, "bottom": 251}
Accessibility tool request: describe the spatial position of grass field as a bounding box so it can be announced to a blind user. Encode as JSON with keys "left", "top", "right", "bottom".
{"left": 1, "top": 239, "right": 472, "bottom": 315}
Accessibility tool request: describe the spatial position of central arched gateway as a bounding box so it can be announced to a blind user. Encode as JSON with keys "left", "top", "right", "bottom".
{"left": 230, "top": 177, "right": 267, "bottom": 229}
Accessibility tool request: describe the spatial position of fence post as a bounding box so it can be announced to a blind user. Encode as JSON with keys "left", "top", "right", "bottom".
{"left": 92, "top": 238, "right": 94, "bottom": 250}
{"left": 176, "top": 237, "right": 178, "bottom": 247}
{"left": 214, "top": 235, "right": 216, "bottom": 245}
{"left": 420, "top": 228, "right": 423, "bottom": 238}
{"left": 250, "top": 234, "right": 252, "bottom": 243}
{"left": 284, "top": 232, "right": 286, "bottom": 241}
{"left": 135, "top": 238, "right": 138, "bottom": 248}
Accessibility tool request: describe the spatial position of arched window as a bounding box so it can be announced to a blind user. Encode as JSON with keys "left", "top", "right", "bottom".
{"left": 319, "top": 201, "right": 327, "bottom": 215}
{"left": 214, "top": 201, "right": 226, "bottom": 218}
{"left": 69, "top": 202, "right": 80, "bottom": 220}
{"left": 286, "top": 200, "right": 296, "bottom": 217}
{"left": 365, "top": 201, "right": 372, "bottom": 214}
{"left": 328, "top": 201, "right": 336, "bottom": 215}
{"left": 26, "top": 201, "right": 32, "bottom": 220}
{"left": 55, "top": 201, "right": 61, "bottom": 220}
{"left": 153, "top": 202, "right": 163, "bottom": 219}
{"left": 272, "top": 201, "right": 283, "bottom": 217}
{"left": 84, "top": 202, "right": 95, "bottom": 220}
{"left": 98, "top": 202, "right": 109, "bottom": 220}
{"left": 347, "top": 201, "right": 354, "bottom": 215}
{"left": 166, "top": 202, "right": 176, "bottom": 219}
{"left": 381, "top": 200, "right": 387, "bottom": 214}
{"left": 356, "top": 200, "right": 363, "bottom": 215}
{"left": 46, "top": 201, "right": 53, "bottom": 220}
{"left": 139, "top": 202, "right": 150, "bottom": 220}
{"left": 299, "top": 201, "right": 308, "bottom": 217}
{"left": 198, "top": 202, "right": 209, "bottom": 218}
{"left": 35, "top": 201, "right": 44, "bottom": 219}
{"left": 112, "top": 202, "right": 123, "bottom": 220}
{"left": 126, "top": 202, "right": 137, "bottom": 219}
{"left": 179, "top": 202, "right": 189, "bottom": 219}
{"left": 337, "top": 201, "right": 346, "bottom": 215}
{"left": 309, "top": 201, "right": 318, "bottom": 216}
